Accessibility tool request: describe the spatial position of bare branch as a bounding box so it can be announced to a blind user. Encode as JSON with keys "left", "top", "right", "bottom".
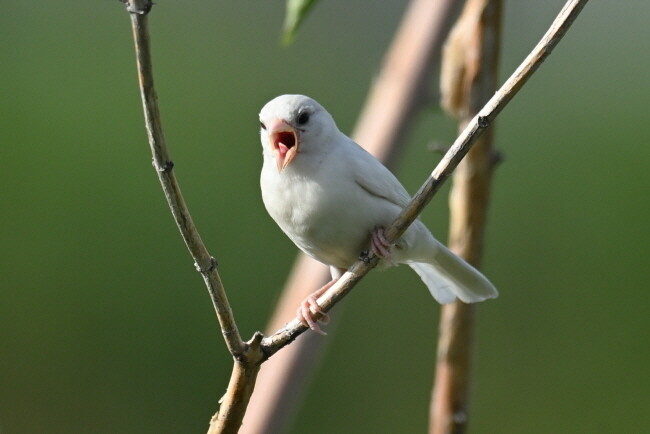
{"left": 208, "top": 333, "right": 264, "bottom": 434}
{"left": 262, "top": 0, "right": 590, "bottom": 357}
{"left": 124, "top": 0, "right": 244, "bottom": 356}
{"left": 431, "top": 0, "right": 502, "bottom": 432}
{"left": 125, "top": 4, "right": 262, "bottom": 429}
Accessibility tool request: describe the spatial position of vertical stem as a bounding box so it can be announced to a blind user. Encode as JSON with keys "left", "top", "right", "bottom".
{"left": 208, "top": 361, "right": 262, "bottom": 434}
{"left": 431, "top": 302, "right": 476, "bottom": 432}
{"left": 430, "top": 0, "right": 502, "bottom": 433}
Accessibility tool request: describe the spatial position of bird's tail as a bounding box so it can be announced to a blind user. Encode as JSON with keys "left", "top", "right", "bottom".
{"left": 408, "top": 242, "right": 498, "bottom": 304}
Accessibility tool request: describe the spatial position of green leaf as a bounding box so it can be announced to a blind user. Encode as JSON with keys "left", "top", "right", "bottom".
{"left": 282, "top": 0, "right": 319, "bottom": 45}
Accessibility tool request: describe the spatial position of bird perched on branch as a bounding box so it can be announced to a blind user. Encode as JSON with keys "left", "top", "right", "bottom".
{"left": 259, "top": 94, "right": 497, "bottom": 334}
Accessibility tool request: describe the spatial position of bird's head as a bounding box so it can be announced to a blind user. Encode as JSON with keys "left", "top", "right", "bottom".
{"left": 259, "top": 94, "right": 337, "bottom": 172}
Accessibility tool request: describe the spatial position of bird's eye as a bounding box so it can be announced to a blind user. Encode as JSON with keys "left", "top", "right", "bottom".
{"left": 297, "top": 110, "right": 310, "bottom": 125}
{"left": 260, "top": 121, "right": 266, "bottom": 130}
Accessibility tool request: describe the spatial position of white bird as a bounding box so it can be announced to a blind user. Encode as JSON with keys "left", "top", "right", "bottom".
{"left": 259, "top": 94, "right": 497, "bottom": 333}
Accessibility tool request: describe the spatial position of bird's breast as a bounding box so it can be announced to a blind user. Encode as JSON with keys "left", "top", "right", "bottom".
{"left": 260, "top": 163, "right": 372, "bottom": 268}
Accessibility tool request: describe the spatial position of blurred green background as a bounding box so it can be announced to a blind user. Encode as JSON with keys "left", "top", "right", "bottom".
{"left": 1, "top": 1, "right": 649, "bottom": 433}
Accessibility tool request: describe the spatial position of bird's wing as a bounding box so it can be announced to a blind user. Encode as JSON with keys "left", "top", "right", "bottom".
{"left": 345, "top": 139, "right": 411, "bottom": 209}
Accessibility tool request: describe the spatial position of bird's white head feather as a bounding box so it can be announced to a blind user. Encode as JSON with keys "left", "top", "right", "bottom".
{"left": 259, "top": 94, "right": 339, "bottom": 171}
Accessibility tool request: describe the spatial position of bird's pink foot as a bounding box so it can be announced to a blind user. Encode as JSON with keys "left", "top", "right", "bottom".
{"left": 371, "top": 226, "right": 394, "bottom": 260}
{"left": 297, "top": 278, "right": 337, "bottom": 335}
{"left": 298, "top": 295, "right": 330, "bottom": 335}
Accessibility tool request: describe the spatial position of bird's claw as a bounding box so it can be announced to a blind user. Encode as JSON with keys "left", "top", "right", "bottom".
{"left": 371, "top": 226, "right": 394, "bottom": 260}
{"left": 297, "top": 296, "right": 329, "bottom": 335}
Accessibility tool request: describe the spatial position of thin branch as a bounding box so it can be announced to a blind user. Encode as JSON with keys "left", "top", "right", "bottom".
{"left": 262, "top": 0, "right": 590, "bottom": 357}
{"left": 124, "top": 0, "right": 244, "bottom": 357}
{"left": 208, "top": 333, "right": 264, "bottom": 434}
{"left": 125, "top": 3, "right": 261, "bottom": 430}
{"left": 430, "top": 0, "right": 502, "bottom": 432}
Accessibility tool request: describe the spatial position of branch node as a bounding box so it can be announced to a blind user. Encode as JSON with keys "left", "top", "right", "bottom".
{"left": 222, "top": 328, "right": 239, "bottom": 340}
{"left": 477, "top": 115, "right": 490, "bottom": 128}
{"left": 248, "top": 332, "right": 265, "bottom": 355}
{"left": 194, "top": 257, "right": 218, "bottom": 274}
{"left": 121, "top": 0, "right": 153, "bottom": 15}
{"left": 249, "top": 331, "right": 264, "bottom": 345}
{"left": 151, "top": 158, "right": 174, "bottom": 173}
{"left": 160, "top": 160, "right": 174, "bottom": 173}
{"left": 235, "top": 332, "right": 265, "bottom": 364}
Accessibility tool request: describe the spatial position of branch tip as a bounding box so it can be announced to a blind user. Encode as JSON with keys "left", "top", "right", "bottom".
{"left": 247, "top": 332, "right": 265, "bottom": 358}
{"left": 249, "top": 331, "right": 264, "bottom": 345}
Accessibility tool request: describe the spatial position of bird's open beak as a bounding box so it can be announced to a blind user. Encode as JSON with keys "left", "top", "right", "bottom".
{"left": 268, "top": 119, "right": 299, "bottom": 172}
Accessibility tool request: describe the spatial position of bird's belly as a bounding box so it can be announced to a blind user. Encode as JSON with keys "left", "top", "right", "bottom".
{"left": 262, "top": 172, "right": 384, "bottom": 269}
{"left": 290, "top": 209, "right": 370, "bottom": 268}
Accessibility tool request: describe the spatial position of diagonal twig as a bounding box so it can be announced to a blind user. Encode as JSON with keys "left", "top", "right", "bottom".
{"left": 261, "top": 0, "right": 590, "bottom": 357}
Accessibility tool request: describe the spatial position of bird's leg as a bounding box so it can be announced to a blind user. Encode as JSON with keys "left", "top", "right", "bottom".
{"left": 371, "top": 226, "right": 394, "bottom": 261}
{"left": 297, "top": 278, "right": 337, "bottom": 335}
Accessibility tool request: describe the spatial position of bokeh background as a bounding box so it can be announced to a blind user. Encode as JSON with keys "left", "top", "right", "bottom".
{"left": 1, "top": 1, "right": 649, "bottom": 433}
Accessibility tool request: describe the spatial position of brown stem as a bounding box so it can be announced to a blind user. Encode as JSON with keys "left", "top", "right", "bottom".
{"left": 431, "top": 302, "right": 476, "bottom": 433}
{"left": 430, "top": 1, "right": 590, "bottom": 432}
{"left": 207, "top": 334, "right": 264, "bottom": 434}
{"left": 430, "top": 1, "right": 502, "bottom": 431}
{"left": 210, "top": 362, "right": 260, "bottom": 432}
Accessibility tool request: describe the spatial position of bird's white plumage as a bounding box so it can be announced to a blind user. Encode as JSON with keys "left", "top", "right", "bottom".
{"left": 259, "top": 94, "right": 497, "bottom": 304}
